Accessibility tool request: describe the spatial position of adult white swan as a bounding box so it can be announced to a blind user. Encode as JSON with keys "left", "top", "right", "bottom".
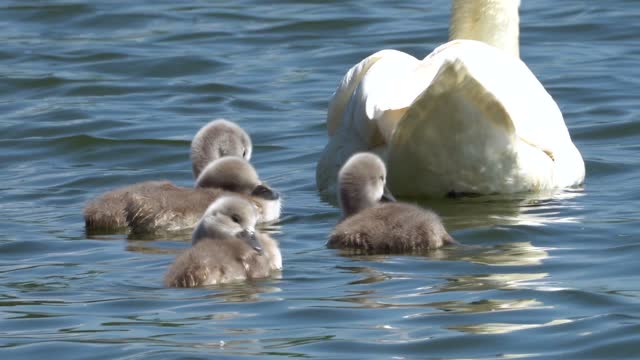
{"left": 316, "top": 0, "right": 585, "bottom": 197}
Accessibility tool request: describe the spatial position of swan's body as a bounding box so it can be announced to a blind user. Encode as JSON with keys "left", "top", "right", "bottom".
{"left": 316, "top": 0, "right": 584, "bottom": 197}
{"left": 165, "top": 197, "right": 282, "bottom": 287}
{"left": 328, "top": 153, "right": 456, "bottom": 253}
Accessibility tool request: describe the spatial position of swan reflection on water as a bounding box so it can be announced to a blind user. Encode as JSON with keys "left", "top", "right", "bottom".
{"left": 326, "top": 239, "right": 553, "bottom": 323}
{"left": 418, "top": 188, "right": 585, "bottom": 230}
{"left": 320, "top": 187, "right": 585, "bottom": 231}
{"left": 449, "top": 318, "right": 573, "bottom": 335}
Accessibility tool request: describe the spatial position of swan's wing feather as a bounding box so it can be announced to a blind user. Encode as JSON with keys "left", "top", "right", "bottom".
{"left": 318, "top": 50, "right": 421, "bottom": 194}
{"left": 327, "top": 50, "right": 395, "bottom": 136}
{"left": 388, "top": 58, "right": 534, "bottom": 195}
{"left": 435, "top": 41, "right": 570, "bottom": 156}
{"left": 441, "top": 41, "right": 583, "bottom": 187}
{"left": 327, "top": 50, "right": 419, "bottom": 137}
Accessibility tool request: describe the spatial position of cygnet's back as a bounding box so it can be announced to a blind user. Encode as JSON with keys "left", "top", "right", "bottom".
{"left": 327, "top": 152, "right": 456, "bottom": 253}
{"left": 127, "top": 157, "right": 281, "bottom": 234}
{"left": 125, "top": 186, "right": 223, "bottom": 234}
{"left": 84, "top": 181, "right": 172, "bottom": 232}
{"left": 330, "top": 202, "right": 455, "bottom": 253}
{"left": 164, "top": 196, "right": 282, "bottom": 287}
{"left": 191, "top": 119, "right": 252, "bottom": 179}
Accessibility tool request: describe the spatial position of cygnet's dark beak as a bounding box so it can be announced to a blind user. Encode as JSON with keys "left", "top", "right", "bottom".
{"left": 251, "top": 184, "right": 280, "bottom": 200}
{"left": 381, "top": 185, "right": 396, "bottom": 203}
{"left": 236, "top": 229, "right": 263, "bottom": 255}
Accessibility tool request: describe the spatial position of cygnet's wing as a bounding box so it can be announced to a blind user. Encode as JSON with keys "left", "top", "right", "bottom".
{"left": 126, "top": 186, "right": 223, "bottom": 233}
{"left": 328, "top": 203, "right": 452, "bottom": 253}
{"left": 84, "top": 181, "right": 172, "bottom": 231}
{"left": 164, "top": 238, "right": 277, "bottom": 287}
{"left": 164, "top": 240, "right": 245, "bottom": 287}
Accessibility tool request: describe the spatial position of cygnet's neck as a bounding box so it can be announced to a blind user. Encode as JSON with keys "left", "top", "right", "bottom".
{"left": 449, "top": 0, "right": 520, "bottom": 58}
{"left": 339, "top": 187, "right": 377, "bottom": 218}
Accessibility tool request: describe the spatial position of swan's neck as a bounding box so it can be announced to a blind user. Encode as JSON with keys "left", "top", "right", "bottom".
{"left": 449, "top": 0, "right": 520, "bottom": 58}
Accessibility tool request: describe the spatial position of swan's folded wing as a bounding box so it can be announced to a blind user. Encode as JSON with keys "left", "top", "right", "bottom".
{"left": 388, "top": 58, "right": 530, "bottom": 195}
{"left": 326, "top": 49, "right": 421, "bottom": 138}
{"left": 437, "top": 40, "right": 584, "bottom": 187}
{"left": 318, "top": 50, "right": 422, "bottom": 194}
{"left": 436, "top": 40, "right": 570, "bottom": 158}
{"left": 327, "top": 50, "right": 390, "bottom": 136}
{"left": 387, "top": 40, "right": 582, "bottom": 195}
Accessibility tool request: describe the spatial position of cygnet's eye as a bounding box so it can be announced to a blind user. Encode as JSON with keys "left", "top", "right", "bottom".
{"left": 231, "top": 214, "right": 241, "bottom": 224}
{"left": 242, "top": 148, "right": 247, "bottom": 158}
{"left": 379, "top": 175, "right": 385, "bottom": 182}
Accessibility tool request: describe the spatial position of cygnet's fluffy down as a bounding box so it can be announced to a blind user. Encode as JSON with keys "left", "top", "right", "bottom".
{"left": 126, "top": 157, "right": 280, "bottom": 234}
{"left": 327, "top": 152, "right": 456, "bottom": 253}
{"left": 84, "top": 181, "right": 170, "bottom": 231}
{"left": 84, "top": 119, "right": 253, "bottom": 232}
{"left": 164, "top": 196, "right": 282, "bottom": 287}
{"left": 191, "top": 118, "right": 252, "bottom": 179}
{"left": 85, "top": 159, "right": 279, "bottom": 234}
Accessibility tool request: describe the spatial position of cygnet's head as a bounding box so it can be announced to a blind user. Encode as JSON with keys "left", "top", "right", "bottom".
{"left": 191, "top": 119, "right": 252, "bottom": 179}
{"left": 338, "top": 152, "right": 395, "bottom": 217}
{"left": 195, "top": 157, "right": 281, "bottom": 222}
{"left": 195, "top": 157, "right": 279, "bottom": 199}
{"left": 191, "top": 196, "right": 262, "bottom": 253}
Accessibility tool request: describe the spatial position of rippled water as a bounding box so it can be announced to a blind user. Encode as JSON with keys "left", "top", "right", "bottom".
{"left": 2, "top": 0, "right": 640, "bottom": 358}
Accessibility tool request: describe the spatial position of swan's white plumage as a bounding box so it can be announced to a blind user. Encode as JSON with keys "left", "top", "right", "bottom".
{"left": 317, "top": 2, "right": 584, "bottom": 197}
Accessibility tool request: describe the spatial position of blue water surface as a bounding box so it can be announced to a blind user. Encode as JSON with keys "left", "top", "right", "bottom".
{"left": 1, "top": 1, "right": 640, "bottom": 358}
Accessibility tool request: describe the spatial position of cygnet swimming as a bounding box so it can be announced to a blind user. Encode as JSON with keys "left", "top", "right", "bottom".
{"left": 164, "top": 196, "right": 282, "bottom": 287}
{"left": 84, "top": 119, "right": 254, "bottom": 232}
{"left": 191, "top": 118, "right": 252, "bottom": 179}
{"left": 327, "top": 152, "right": 456, "bottom": 253}
{"left": 125, "top": 156, "right": 280, "bottom": 234}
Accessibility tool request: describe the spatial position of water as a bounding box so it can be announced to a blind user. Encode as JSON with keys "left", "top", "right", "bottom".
{"left": 1, "top": 0, "right": 639, "bottom": 358}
